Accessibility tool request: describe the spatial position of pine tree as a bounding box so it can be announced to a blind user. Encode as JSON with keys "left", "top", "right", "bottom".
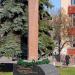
{"left": 0, "top": 0, "right": 28, "bottom": 57}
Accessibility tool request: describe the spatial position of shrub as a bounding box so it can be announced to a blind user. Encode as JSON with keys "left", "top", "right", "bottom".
{"left": 17, "top": 58, "right": 50, "bottom": 67}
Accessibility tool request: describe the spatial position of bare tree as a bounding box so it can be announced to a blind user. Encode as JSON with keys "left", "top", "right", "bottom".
{"left": 50, "top": 12, "right": 71, "bottom": 61}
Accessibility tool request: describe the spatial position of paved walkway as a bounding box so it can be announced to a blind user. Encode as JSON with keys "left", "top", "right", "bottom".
{"left": 48, "top": 56, "right": 75, "bottom": 67}
{"left": 52, "top": 61, "right": 75, "bottom": 67}
{"left": 0, "top": 56, "right": 17, "bottom": 64}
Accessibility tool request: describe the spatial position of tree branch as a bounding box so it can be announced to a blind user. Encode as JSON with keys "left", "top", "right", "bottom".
{"left": 60, "top": 40, "right": 72, "bottom": 50}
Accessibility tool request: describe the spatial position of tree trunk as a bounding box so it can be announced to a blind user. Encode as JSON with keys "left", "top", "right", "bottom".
{"left": 58, "top": 35, "right": 61, "bottom": 62}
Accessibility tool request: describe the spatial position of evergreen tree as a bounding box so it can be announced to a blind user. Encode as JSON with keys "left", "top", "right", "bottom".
{"left": 0, "top": 0, "right": 54, "bottom": 58}
{"left": 0, "top": 0, "right": 28, "bottom": 57}
{"left": 39, "top": 0, "right": 54, "bottom": 58}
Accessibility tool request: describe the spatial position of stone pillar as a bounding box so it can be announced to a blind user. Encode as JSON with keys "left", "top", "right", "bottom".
{"left": 28, "top": 0, "right": 39, "bottom": 60}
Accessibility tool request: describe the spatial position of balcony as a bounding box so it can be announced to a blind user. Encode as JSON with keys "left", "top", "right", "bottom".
{"left": 67, "top": 27, "right": 75, "bottom": 36}
{"left": 68, "top": 6, "right": 75, "bottom": 14}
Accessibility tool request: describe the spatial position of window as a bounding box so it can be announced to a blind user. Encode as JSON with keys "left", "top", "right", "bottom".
{"left": 71, "top": 0, "right": 75, "bottom": 5}
{"left": 71, "top": 37, "right": 75, "bottom": 47}
{"left": 73, "top": 14, "right": 75, "bottom": 26}
{"left": 74, "top": 0, "right": 75, "bottom": 4}
{"left": 70, "top": 14, "right": 75, "bottom": 26}
{"left": 73, "top": 43, "right": 75, "bottom": 47}
{"left": 73, "top": 17, "right": 75, "bottom": 26}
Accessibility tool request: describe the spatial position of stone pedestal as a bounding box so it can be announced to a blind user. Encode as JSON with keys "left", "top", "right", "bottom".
{"left": 13, "top": 64, "right": 59, "bottom": 75}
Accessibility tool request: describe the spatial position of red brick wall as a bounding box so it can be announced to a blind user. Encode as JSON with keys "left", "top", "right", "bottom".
{"left": 67, "top": 48, "right": 75, "bottom": 55}
{"left": 28, "top": 0, "right": 39, "bottom": 60}
{"left": 68, "top": 6, "right": 75, "bottom": 14}
{"left": 67, "top": 27, "right": 75, "bottom": 36}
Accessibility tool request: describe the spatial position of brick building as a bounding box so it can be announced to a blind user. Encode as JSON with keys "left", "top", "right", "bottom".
{"left": 61, "top": 0, "right": 75, "bottom": 64}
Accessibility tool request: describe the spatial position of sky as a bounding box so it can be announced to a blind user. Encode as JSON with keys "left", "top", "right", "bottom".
{"left": 49, "top": 0, "right": 61, "bottom": 15}
{"left": 51, "top": 0, "right": 60, "bottom": 9}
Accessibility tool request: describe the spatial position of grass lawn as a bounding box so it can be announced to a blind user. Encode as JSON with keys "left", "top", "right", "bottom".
{"left": 57, "top": 67, "right": 75, "bottom": 75}
{"left": 0, "top": 72, "right": 13, "bottom": 75}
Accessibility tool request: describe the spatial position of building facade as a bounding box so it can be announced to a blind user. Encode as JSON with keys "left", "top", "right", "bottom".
{"left": 61, "top": 0, "right": 75, "bottom": 64}
{"left": 61, "top": 0, "right": 75, "bottom": 48}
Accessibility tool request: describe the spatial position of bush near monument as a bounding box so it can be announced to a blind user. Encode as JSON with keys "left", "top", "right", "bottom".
{"left": 17, "top": 58, "right": 50, "bottom": 67}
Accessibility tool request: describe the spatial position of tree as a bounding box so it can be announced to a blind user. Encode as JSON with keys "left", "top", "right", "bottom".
{"left": 39, "top": 20, "right": 55, "bottom": 58}
{"left": 0, "top": 0, "right": 54, "bottom": 59}
{"left": 0, "top": 0, "right": 28, "bottom": 57}
{"left": 39, "top": 0, "right": 53, "bottom": 20}
{"left": 38, "top": 0, "right": 55, "bottom": 58}
{"left": 51, "top": 12, "right": 71, "bottom": 61}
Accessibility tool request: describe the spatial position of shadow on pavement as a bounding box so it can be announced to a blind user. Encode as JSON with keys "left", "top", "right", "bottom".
{"left": 0, "top": 63, "right": 13, "bottom": 72}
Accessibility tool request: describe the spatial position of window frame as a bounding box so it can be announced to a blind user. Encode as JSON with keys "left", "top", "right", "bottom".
{"left": 71, "top": 0, "right": 75, "bottom": 5}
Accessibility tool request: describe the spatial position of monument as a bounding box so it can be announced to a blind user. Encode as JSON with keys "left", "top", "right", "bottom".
{"left": 13, "top": 1, "right": 59, "bottom": 75}
{"left": 28, "top": 0, "right": 39, "bottom": 60}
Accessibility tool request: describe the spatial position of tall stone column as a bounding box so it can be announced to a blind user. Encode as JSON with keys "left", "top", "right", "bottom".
{"left": 28, "top": 0, "right": 39, "bottom": 60}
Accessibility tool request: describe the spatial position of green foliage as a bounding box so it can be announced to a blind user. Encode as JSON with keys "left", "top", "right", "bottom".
{"left": 0, "top": 0, "right": 54, "bottom": 58}
{"left": 0, "top": 32, "right": 21, "bottom": 57}
{"left": 38, "top": 0, "right": 54, "bottom": 58}
{"left": 0, "top": 0, "right": 28, "bottom": 35}
{"left": 17, "top": 58, "right": 50, "bottom": 67}
{"left": 0, "top": 0, "right": 28, "bottom": 57}
{"left": 17, "top": 59, "right": 35, "bottom": 67}
{"left": 39, "top": 20, "right": 55, "bottom": 58}
{"left": 36, "top": 58, "right": 50, "bottom": 65}
{"left": 39, "top": 0, "right": 53, "bottom": 20}
{"left": 30, "top": 0, "right": 53, "bottom": 58}
{"left": 0, "top": 72, "right": 12, "bottom": 75}
{"left": 58, "top": 67, "right": 75, "bottom": 75}
{"left": 40, "top": 0, "right": 53, "bottom": 8}
{"left": 39, "top": 20, "right": 51, "bottom": 32}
